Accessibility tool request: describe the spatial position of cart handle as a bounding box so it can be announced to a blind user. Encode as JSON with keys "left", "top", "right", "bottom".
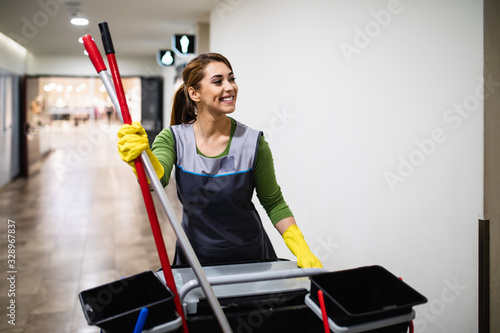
{"left": 179, "top": 267, "right": 327, "bottom": 303}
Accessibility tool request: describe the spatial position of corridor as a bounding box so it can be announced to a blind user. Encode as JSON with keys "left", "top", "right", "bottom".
{"left": 0, "top": 121, "right": 180, "bottom": 333}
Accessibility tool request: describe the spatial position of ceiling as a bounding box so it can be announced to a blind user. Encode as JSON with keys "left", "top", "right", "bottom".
{"left": 0, "top": 0, "right": 212, "bottom": 58}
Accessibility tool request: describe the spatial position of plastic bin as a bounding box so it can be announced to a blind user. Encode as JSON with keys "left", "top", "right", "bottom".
{"left": 305, "top": 294, "right": 415, "bottom": 333}
{"left": 309, "top": 265, "right": 427, "bottom": 327}
{"left": 79, "top": 271, "right": 176, "bottom": 332}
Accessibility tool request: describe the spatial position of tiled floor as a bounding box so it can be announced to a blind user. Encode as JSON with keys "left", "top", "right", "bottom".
{"left": 0, "top": 121, "right": 182, "bottom": 333}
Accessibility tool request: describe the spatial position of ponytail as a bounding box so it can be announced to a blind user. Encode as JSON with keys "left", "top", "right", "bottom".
{"left": 170, "top": 84, "right": 196, "bottom": 126}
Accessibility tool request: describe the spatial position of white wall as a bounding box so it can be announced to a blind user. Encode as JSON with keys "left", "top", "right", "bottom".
{"left": 0, "top": 32, "right": 28, "bottom": 74}
{"left": 211, "top": 0, "right": 482, "bottom": 331}
{"left": 0, "top": 33, "right": 27, "bottom": 187}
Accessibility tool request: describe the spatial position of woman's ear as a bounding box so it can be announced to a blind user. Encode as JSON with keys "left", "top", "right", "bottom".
{"left": 188, "top": 86, "right": 200, "bottom": 102}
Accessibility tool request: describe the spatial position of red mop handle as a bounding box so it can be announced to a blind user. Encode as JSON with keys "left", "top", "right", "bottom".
{"left": 98, "top": 24, "right": 132, "bottom": 124}
{"left": 94, "top": 23, "right": 188, "bottom": 333}
{"left": 82, "top": 35, "right": 106, "bottom": 73}
{"left": 318, "top": 290, "right": 330, "bottom": 333}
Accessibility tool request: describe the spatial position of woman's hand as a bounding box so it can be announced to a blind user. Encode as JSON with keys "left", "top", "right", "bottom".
{"left": 117, "top": 121, "right": 164, "bottom": 181}
{"left": 277, "top": 218, "right": 323, "bottom": 268}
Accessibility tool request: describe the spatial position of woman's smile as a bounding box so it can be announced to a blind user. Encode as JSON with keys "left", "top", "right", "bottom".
{"left": 220, "top": 95, "right": 235, "bottom": 103}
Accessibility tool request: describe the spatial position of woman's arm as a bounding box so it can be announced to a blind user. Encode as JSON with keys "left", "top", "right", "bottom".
{"left": 254, "top": 135, "right": 294, "bottom": 224}
{"left": 151, "top": 128, "right": 177, "bottom": 187}
{"left": 254, "top": 135, "right": 323, "bottom": 268}
{"left": 274, "top": 216, "right": 296, "bottom": 235}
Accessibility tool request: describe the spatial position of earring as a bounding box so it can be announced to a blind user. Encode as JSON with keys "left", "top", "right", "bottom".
{"left": 193, "top": 106, "right": 198, "bottom": 116}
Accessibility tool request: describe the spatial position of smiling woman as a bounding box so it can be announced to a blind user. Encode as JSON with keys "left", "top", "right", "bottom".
{"left": 116, "top": 53, "right": 323, "bottom": 268}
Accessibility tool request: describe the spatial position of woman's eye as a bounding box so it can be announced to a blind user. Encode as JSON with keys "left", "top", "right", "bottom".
{"left": 212, "top": 77, "right": 236, "bottom": 85}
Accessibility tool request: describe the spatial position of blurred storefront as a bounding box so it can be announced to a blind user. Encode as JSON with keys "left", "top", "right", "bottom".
{"left": 23, "top": 76, "right": 143, "bottom": 176}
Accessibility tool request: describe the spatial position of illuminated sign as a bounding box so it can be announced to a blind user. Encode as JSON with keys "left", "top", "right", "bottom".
{"left": 173, "top": 34, "right": 195, "bottom": 55}
{"left": 157, "top": 50, "right": 175, "bottom": 66}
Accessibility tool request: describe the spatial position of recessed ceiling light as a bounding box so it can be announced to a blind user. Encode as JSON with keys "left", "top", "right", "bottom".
{"left": 71, "top": 17, "right": 89, "bottom": 26}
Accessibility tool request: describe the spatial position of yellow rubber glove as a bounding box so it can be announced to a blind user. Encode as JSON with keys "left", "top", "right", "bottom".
{"left": 117, "top": 121, "right": 164, "bottom": 182}
{"left": 283, "top": 224, "right": 323, "bottom": 268}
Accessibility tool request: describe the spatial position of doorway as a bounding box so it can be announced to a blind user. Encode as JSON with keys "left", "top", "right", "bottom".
{"left": 22, "top": 76, "right": 145, "bottom": 176}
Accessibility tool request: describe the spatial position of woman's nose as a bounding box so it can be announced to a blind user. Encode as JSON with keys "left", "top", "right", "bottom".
{"left": 223, "top": 80, "right": 234, "bottom": 91}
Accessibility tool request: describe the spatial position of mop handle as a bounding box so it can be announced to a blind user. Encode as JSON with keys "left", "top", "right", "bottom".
{"left": 98, "top": 22, "right": 233, "bottom": 333}
{"left": 317, "top": 290, "right": 330, "bottom": 333}
{"left": 81, "top": 36, "right": 122, "bottom": 122}
{"left": 81, "top": 34, "right": 189, "bottom": 333}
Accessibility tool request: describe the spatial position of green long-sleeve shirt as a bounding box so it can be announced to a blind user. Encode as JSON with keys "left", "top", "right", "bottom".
{"left": 151, "top": 118, "right": 293, "bottom": 226}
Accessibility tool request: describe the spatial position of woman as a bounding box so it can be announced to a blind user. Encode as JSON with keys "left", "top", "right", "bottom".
{"left": 117, "top": 53, "right": 322, "bottom": 268}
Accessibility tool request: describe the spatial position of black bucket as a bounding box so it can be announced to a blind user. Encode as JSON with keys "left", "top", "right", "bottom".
{"left": 79, "top": 270, "right": 176, "bottom": 332}
{"left": 310, "top": 265, "right": 427, "bottom": 327}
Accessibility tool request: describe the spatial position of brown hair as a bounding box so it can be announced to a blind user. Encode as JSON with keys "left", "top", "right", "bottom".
{"left": 170, "top": 53, "right": 234, "bottom": 126}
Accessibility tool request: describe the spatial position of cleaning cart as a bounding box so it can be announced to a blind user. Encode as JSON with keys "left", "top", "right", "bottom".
{"left": 78, "top": 260, "right": 427, "bottom": 332}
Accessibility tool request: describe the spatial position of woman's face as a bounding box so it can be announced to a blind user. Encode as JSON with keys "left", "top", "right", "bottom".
{"left": 190, "top": 61, "right": 238, "bottom": 115}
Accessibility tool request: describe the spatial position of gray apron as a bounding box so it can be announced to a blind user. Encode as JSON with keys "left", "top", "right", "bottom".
{"left": 170, "top": 120, "right": 277, "bottom": 265}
